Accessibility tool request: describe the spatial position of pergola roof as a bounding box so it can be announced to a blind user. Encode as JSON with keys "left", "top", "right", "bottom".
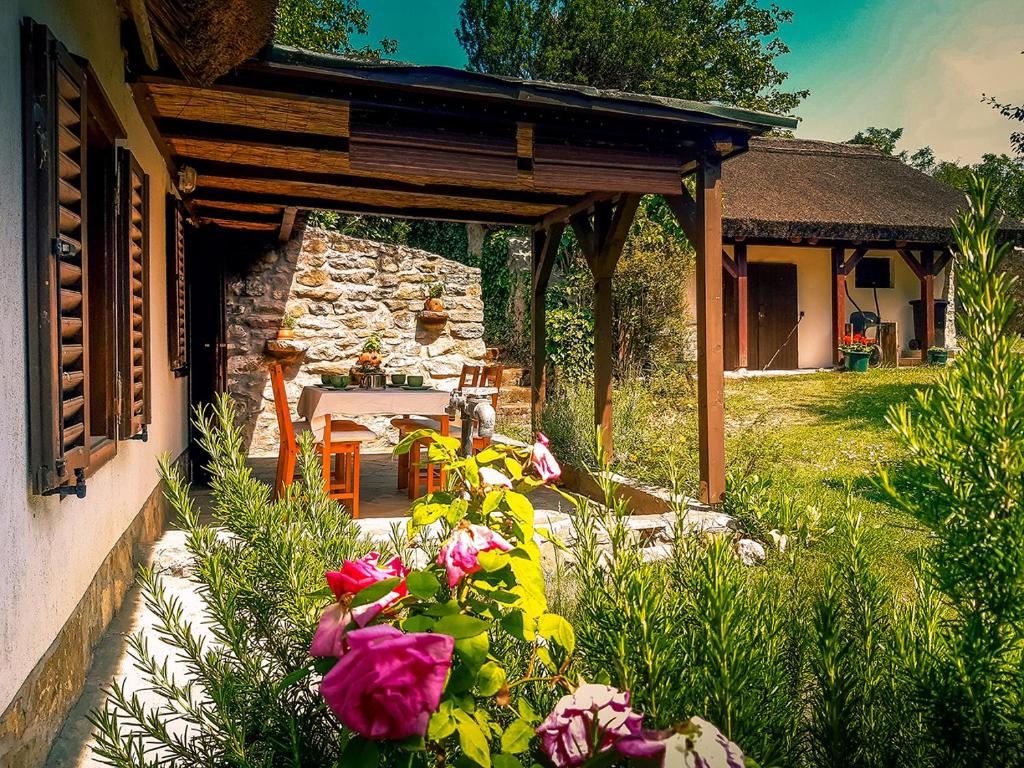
{"left": 131, "top": 44, "right": 797, "bottom": 234}
{"left": 721, "top": 137, "right": 1024, "bottom": 245}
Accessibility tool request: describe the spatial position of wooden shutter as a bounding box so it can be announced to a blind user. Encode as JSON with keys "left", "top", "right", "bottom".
{"left": 22, "top": 20, "right": 91, "bottom": 496}
{"left": 166, "top": 196, "right": 188, "bottom": 374}
{"left": 118, "top": 148, "right": 151, "bottom": 439}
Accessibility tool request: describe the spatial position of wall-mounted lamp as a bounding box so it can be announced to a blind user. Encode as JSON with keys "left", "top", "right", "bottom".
{"left": 177, "top": 165, "right": 197, "bottom": 194}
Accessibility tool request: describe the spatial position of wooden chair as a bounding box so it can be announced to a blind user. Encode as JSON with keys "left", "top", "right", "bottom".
{"left": 406, "top": 433, "right": 447, "bottom": 499}
{"left": 459, "top": 364, "right": 504, "bottom": 408}
{"left": 270, "top": 363, "right": 304, "bottom": 497}
{"left": 320, "top": 415, "right": 376, "bottom": 518}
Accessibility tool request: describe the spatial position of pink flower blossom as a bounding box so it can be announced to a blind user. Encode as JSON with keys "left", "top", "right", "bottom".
{"left": 531, "top": 432, "right": 561, "bottom": 482}
{"left": 320, "top": 625, "right": 454, "bottom": 740}
{"left": 437, "top": 523, "right": 513, "bottom": 587}
{"left": 478, "top": 466, "right": 513, "bottom": 488}
{"left": 536, "top": 684, "right": 643, "bottom": 767}
{"left": 617, "top": 717, "right": 745, "bottom": 768}
{"left": 325, "top": 552, "right": 408, "bottom": 599}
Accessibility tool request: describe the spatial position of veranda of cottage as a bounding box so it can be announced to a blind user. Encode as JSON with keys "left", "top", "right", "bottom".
{"left": 135, "top": 45, "right": 796, "bottom": 506}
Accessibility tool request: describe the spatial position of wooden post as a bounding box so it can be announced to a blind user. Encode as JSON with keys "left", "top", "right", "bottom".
{"left": 570, "top": 195, "right": 640, "bottom": 461}
{"left": 735, "top": 243, "right": 748, "bottom": 369}
{"left": 920, "top": 249, "right": 935, "bottom": 360}
{"left": 831, "top": 247, "right": 846, "bottom": 366}
{"left": 530, "top": 223, "right": 564, "bottom": 432}
{"left": 694, "top": 157, "right": 726, "bottom": 504}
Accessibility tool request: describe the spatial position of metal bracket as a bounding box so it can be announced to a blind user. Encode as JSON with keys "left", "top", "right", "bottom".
{"left": 128, "top": 424, "right": 148, "bottom": 442}
{"left": 42, "top": 467, "right": 87, "bottom": 499}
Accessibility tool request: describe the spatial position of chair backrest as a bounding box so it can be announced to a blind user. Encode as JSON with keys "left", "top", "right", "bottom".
{"left": 269, "top": 364, "right": 296, "bottom": 451}
{"left": 459, "top": 364, "right": 504, "bottom": 407}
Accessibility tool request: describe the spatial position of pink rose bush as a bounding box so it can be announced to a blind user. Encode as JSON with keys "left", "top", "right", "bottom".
{"left": 320, "top": 625, "right": 454, "bottom": 740}
{"left": 437, "top": 522, "right": 513, "bottom": 587}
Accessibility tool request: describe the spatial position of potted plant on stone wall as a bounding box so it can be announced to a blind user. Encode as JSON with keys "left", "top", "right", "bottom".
{"left": 839, "top": 333, "right": 877, "bottom": 372}
{"left": 927, "top": 345, "right": 950, "bottom": 366}
{"left": 277, "top": 314, "right": 297, "bottom": 340}
{"left": 419, "top": 282, "right": 449, "bottom": 329}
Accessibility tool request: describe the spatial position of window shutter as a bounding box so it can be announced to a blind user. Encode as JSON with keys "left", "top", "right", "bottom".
{"left": 166, "top": 196, "right": 188, "bottom": 374}
{"left": 22, "top": 20, "right": 91, "bottom": 497}
{"left": 118, "top": 148, "right": 151, "bottom": 440}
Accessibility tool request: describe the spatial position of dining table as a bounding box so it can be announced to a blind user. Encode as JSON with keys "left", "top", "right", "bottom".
{"left": 296, "top": 385, "right": 453, "bottom": 440}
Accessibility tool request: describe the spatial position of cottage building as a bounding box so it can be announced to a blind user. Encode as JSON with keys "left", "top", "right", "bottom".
{"left": 715, "top": 137, "right": 1024, "bottom": 370}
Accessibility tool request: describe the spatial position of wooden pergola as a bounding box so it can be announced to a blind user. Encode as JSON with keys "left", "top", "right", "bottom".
{"left": 130, "top": 45, "right": 796, "bottom": 504}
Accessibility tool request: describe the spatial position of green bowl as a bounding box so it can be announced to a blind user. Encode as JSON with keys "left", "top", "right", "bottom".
{"left": 337, "top": 375, "right": 351, "bottom": 388}
{"left": 390, "top": 373, "right": 407, "bottom": 386}
{"left": 325, "top": 374, "right": 345, "bottom": 388}
{"left": 407, "top": 375, "right": 424, "bottom": 387}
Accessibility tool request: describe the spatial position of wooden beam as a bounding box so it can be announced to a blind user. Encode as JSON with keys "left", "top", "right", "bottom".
{"left": 571, "top": 195, "right": 641, "bottom": 460}
{"left": 920, "top": 249, "right": 935, "bottom": 360}
{"left": 694, "top": 157, "right": 726, "bottom": 504}
{"left": 842, "top": 246, "right": 869, "bottom": 276}
{"left": 126, "top": 0, "right": 159, "bottom": 70}
{"left": 531, "top": 223, "right": 565, "bottom": 432}
{"left": 735, "top": 243, "right": 748, "bottom": 370}
{"left": 897, "top": 248, "right": 926, "bottom": 280}
{"left": 279, "top": 207, "right": 298, "bottom": 243}
{"left": 722, "top": 249, "right": 738, "bottom": 279}
{"left": 831, "top": 246, "right": 846, "bottom": 366}
{"left": 662, "top": 188, "right": 699, "bottom": 244}
{"left": 537, "top": 191, "right": 618, "bottom": 231}
{"left": 933, "top": 249, "right": 954, "bottom": 276}
{"left": 161, "top": 117, "right": 351, "bottom": 154}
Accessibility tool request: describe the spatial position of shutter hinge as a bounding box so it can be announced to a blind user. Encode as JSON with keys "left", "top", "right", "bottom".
{"left": 129, "top": 424, "right": 148, "bottom": 442}
{"left": 52, "top": 237, "right": 73, "bottom": 258}
{"left": 43, "top": 467, "right": 87, "bottom": 499}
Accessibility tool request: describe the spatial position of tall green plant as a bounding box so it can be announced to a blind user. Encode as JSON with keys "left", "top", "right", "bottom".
{"left": 880, "top": 176, "right": 1024, "bottom": 764}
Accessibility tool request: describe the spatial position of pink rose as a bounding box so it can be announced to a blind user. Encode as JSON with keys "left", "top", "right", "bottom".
{"left": 617, "top": 717, "right": 745, "bottom": 768}
{"left": 320, "top": 625, "right": 454, "bottom": 740}
{"left": 325, "top": 552, "right": 408, "bottom": 598}
{"left": 531, "top": 433, "right": 561, "bottom": 482}
{"left": 536, "top": 684, "right": 643, "bottom": 767}
{"left": 437, "top": 523, "right": 513, "bottom": 587}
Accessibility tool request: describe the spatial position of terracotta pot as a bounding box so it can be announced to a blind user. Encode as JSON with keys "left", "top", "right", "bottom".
{"left": 277, "top": 328, "right": 294, "bottom": 340}
{"left": 357, "top": 351, "right": 373, "bottom": 365}
{"left": 425, "top": 297, "right": 445, "bottom": 312}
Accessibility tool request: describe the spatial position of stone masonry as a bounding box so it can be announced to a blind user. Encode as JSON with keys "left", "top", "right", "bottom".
{"left": 226, "top": 217, "right": 488, "bottom": 454}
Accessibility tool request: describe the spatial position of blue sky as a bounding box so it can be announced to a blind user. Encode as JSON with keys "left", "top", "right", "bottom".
{"left": 354, "top": 0, "right": 1023, "bottom": 163}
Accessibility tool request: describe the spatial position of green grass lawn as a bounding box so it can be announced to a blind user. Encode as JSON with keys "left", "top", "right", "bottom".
{"left": 532, "top": 366, "right": 942, "bottom": 589}
{"left": 722, "top": 367, "right": 938, "bottom": 587}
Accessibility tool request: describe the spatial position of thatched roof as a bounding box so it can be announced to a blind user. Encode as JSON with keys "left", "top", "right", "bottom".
{"left": 721, "top": 137, "right": 1024, "bottom": 245}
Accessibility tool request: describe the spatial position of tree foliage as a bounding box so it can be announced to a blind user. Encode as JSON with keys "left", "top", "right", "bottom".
{"left": 275, "top": 0, "right": 396, "bottom": 56}
{"left": 457, "top": 0, "right": 807, "bottom": 114}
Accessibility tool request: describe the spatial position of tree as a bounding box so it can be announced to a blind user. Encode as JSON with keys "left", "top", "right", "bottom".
{"left": 275, "top": 0, "right": 396, "bottom": 56}
{"left": 984, "top": 49, "right": 1024, "bottom": 155}
{"left": 457, "top": 0, "right": 808, "bottom": 115}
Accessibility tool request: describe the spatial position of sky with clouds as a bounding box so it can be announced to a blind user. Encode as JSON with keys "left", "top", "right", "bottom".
{"left": 354, "top": 0, "right": 1023, "bottom": 164}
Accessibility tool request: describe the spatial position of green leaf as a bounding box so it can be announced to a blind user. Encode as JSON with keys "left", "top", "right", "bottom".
{"left": 477, "top": 549, "right": 511, "bottom": 572}
{"left": 349, "top": 577, "right": 401, "bottom": 607}
{"left": 538, "top": 613, "right": 576, "bottom": 656}
{"left": 503, "top": 457, "right": 524, "bottom": 480}
{"left": 341, "top": 736, "right": 379, "bottom": 767}
{"left": 276, "top": 666, "right": 311, "bottom": 692}
{"left": 446, "top": 497, "right": 470, "bottom": 526}
{"left": 500, "top": 610, "right": 536, "bottom": 642}
{"left": 456, "top": 631, "right": 490, "bottom": 669}
{"left": 476, "top": 661, "right": 507, "bottom": 697}
{"left": 508, "top": 550, "right": 547, "bottom": 615}
{"left": 476, "top": 447, "right": 504, "bottom": 464}
{"left": 402, "top": 614, "right": 436, "bottom": 632}
{"left": 516, "top": 698, "right": 539, "bottom": 724}
{"left": 425, "top": 599, "right": 462, "bottom": 617}
{"left": 482, "top": 490, "right": 504, "bottom": 515}
{"left": 454, "top": 709, "right": 492, "bottom": 768}
{"left": 428, "top": 701, "right": 457, "bottom": 740}
{"left": 500, "top": 719, "right": 535, "bottom": 754}
{"left": 434, "top": 613, "right": 490, "bottom": 639}
{"left": 411, "top": 503, "right": 448, "bottom": 530}
{"left": 493, "top": 755, "right": 523, "bottom": 768}
{"left": 504, "top": 492, "right": 534, "bottom": 522}
{"left": 407, "top": 570, "right": 441, "bottom": 600}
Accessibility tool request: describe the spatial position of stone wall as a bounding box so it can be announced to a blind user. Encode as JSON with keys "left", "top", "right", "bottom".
{"left": 226, "top": 217, "right": 488, "bottom": 454}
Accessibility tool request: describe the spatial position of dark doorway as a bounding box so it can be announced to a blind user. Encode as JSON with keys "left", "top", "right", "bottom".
{"left": 186, "top": 228, "right": 227, "bottom": 481}
{"left": 748, "top": 263, "right": 799, "bottom": 370}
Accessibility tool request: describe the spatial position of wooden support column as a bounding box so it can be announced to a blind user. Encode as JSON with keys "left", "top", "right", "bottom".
{"left": 831, "top": 246, "right": 846, "bottom": 366}
{"left": 530, "top": 222, "right": 565, "bottom": 432}
{"left": 920, "top": 249, "right": 935, "bottom": 360}
{"left": 694, "top": 157, "right": 726, "bottom": 504}
{"left": 735, "top": 243, "right": 749, "bottom": 369}
{"left": 571, "top": 195, "right": 640, "bottom": 461}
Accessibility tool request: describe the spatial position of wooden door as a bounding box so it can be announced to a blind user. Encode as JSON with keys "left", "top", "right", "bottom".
{"left": 748, "top": 263, "right": 799, "bottom": 370}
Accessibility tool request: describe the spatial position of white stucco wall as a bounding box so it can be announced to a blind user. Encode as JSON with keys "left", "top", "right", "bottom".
{"left": 0, "top": 0, "right": 188, "bottom": 712}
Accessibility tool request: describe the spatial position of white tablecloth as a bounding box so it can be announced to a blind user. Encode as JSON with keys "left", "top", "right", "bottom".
{"left": 296, "top": 385, "right": 452, "bottom": 438}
